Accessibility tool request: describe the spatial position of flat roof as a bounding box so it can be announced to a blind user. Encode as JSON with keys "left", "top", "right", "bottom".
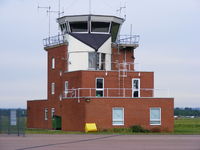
{"left": 57, "top": 14, "right": 125, "bottom": 25}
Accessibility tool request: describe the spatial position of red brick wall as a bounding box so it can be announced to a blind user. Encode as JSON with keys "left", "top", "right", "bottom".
{"left": 27, "top": 43, "right": 173, "bottom": 132}
{"left": 27, "top": 100, "right": 49, "bottom": 129}
{"left": 63, "top": 98, "right": 174, "bottom": 132}
{"left": 61, "top": 99, "right": 86, "bottom": 131}
{"left": 47, "top": 44, "right": 67, "bottom": 102}
{"left": 80, "top": 71, "right": 154, "bottom": 97}
{"left": 111, "top": 47, "right": 135, "bottom": 71}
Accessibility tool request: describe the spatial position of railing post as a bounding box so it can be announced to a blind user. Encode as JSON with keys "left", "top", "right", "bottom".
{"left": 75, "top": 89, "right": 77, "bottom": 98}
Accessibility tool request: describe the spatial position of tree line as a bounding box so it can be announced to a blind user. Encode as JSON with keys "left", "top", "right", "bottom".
{"left": 174, "top": 107, "right": 200, "bottom": 117}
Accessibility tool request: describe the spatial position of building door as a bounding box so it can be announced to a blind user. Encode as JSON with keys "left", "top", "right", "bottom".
{"left": 132, "top": 78, "right": 140, "bottom": 97}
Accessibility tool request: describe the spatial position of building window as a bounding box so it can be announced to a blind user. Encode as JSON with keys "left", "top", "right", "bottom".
{"left": 51, "top": 82, "right": 55, "bottom": 95}
{"left": 110, "top": 22, "right": 120, "bottom": 42}
{"left": 44, "top": 108, "right": 48, "bottom": 120}
{"left": 100, "top": 53, "right": 105, "bottom": 70}
{"left": 64, "top": 81, "right": 68, "bottom": 94}
{"left": 112, "top": 107, "right": 124, "bottom": 126}
{"left": 52, "top": 58, "right": 55, "bottom": 69}
{"left": 69, "top": 21, "right": 88, "bottom": 33}
{"left": 89, "top": 52, "right": 97, "bottom": 69}
{"left": 91, "top": 22, "right": 110, "bottom": 33}
{"left": 88, "top": 52, "right": 105, "bottom": 70}
{"left": 51, "top": 108, "right": 55, "bottom": 118}
{"left": 60, "top": 23, "right": 68, "bottom": 34}
{"left": 150, "top": 108, "right": 161, "bottom": 125}
{"left": 132, "top": 78, "right": 140, "bottom": 97}
{"left": 96, "top": 78, "right": 104, "bottom": 97}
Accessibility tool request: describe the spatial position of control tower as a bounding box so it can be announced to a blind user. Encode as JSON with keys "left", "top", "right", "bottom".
{"left": 27, "top": 14, "right": 174, "bottom": 132}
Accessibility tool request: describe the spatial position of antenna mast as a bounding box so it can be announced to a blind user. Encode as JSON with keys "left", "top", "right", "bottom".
{"left": 89, "top": 0, "right": 92, "bottom": 14}
{"left": 38, "top": 5, "right": 51, "bottom": 37}
{"left": 38, "top": 0, "right": 64, "bottom": 37}
{"left": 116, "top": 2, "right": 126, "bottom": 19}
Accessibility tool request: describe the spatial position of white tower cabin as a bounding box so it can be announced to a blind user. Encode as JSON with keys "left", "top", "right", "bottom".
{"left": 56, "top": 14, "right": 136, "bottom": 72}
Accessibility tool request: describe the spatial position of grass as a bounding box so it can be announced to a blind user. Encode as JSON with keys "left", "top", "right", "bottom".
{"left": 26, "top": 128, "right": 82, "bottom": 134}
{"left": 174, "top": 118, "right": 200, "bottom": 134}
{"left": 2, "top": 118, "right": 200, "bottom": 135}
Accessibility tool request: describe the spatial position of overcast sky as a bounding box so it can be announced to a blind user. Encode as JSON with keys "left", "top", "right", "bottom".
{"left": 0, "top": 0, "right": 200, "bottom": 108}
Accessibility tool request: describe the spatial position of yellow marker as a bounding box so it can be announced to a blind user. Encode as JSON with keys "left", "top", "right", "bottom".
{"left": 85, "top": 123, "right": 97, "bottom": 133}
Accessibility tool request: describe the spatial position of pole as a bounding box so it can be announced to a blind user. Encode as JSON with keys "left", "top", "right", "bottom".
{"left": 89, "top": 0, "right": 91, "bottom": 14}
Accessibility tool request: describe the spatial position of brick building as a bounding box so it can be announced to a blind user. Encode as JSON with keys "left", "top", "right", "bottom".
{"left": 27, "top": 14, "right": 174, "bottom": 132}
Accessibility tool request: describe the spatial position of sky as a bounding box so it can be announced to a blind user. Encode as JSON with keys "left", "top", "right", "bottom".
{"left": 0, "top": 0, "right": 200, "bottom": 108}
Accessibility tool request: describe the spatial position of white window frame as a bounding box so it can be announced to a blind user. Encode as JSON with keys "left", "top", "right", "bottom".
{"left": 51, "top": 82, "right": 55, "bottom": 95}
{"left": 150, "top": 107, "right": 161, "bottom": 125}
{"left": 96, "top": 78, "right": 104, "bottom": 97}
{"left": 88, "top": 52, "right": 97, "bottom": 70}
{"left": 44, "top": 108, "right": 48, "bottom": 120}
{"left": 64, "top": 81, "right": 68, "bottom": 94}
{"left": 88, "top": 52, "right": 106, "bottom": 70}
{"left": 52, "top": 58, "right": 55, "bottom": 69}
{"left": 132, "top": 78, "right": 140, "bottom": 97}
{"left": 51, "top": 108, "right": 55, "bottom": 118}
{"left": 112, "top": 107, "right": 124, "bottom": 126}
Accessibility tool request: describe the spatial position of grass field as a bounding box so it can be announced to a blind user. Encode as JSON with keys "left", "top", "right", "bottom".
{"left": 25, "top": 118, "right": 200, "bottom": 135}
{"left": 174, "top": 118, "right": 200, "bottom": 134}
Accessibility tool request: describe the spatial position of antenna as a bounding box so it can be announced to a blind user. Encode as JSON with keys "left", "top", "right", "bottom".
{"left": 116, "top": 2, "right": 126, "bottom": 18}
{"left": 38, "top": 5, "right": 51, "bottom": 37}
{"left": 37, "top": 1, "right": 64, "bottom": 37}
{"left": 89, "top": 0, "right": 92, "bottom": 14}
{"left": 130, "top": 24, "right": 133, "bottom": 43}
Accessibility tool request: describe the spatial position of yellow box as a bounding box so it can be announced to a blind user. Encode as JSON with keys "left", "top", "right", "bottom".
{"left": 85, "top": 123, "right": 97, "bottom": 133}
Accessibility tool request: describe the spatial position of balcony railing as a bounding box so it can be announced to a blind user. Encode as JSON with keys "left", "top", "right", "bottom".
{"left": 43, "top": 34, "right": 139, "bottom": 47}
{"left": 43, "top": 34, "right": 66, "bottom": 47}
{"left": 116, "top": 35, "right": 140, "bottom": 45}
{"left": 62, "top": 88, "right": 170, "bottom": 101}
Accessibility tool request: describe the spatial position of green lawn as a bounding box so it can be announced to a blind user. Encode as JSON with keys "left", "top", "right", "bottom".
{"left": 26, "top": 128, "right": 82, "bottom": 134}
{"left": 25, "top": 118, "right": 200, "bottom": 135}
{"left": 174, "top": 118, "right": 200, "bottom": 134}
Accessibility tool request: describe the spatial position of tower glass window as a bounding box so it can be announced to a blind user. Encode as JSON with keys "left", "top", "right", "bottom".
{"left": 91, "top": 22, "right": 110, "bottom": 33}
{"left": 69, "top": 21, "right": 88, "bottom": 33}
{"left": 150, "top": 108, "right": 161, "bottom": 125}
{"left": 132, "top": 78, "right": 140, "bottom": 97}
{"left": 96, "top": 78, "right": 104, "bottom": 97}
{"left": 60, "top": 23, "right": 68, "bottom": 33}
{"left": 110, "top": 22, "right": 120, "bottom": 42}
{"left": 88, "top": 52, "right": 105, "bottom": 70}
{"left": 88, "top": 52, "right": 97, "bottom": 70}
{"left": 112, "top": 107, "right": 124, "bottom": 125}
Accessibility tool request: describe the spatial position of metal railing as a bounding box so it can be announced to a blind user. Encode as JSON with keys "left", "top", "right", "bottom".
{"left": 43, "top": 34, "right": 139, "bottom": 47}
{"left": 116, "top": 35, "right": 140, "bottom": 45}
{"left": 62, "top": 88, "right": 170, "bottom": 100}
{"left": 43, "top": 34, "right": 66, "bottom": 47}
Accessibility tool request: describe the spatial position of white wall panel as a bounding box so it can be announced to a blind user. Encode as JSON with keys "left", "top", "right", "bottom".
{"left": 68, "top": 52, "right": 88, "bottom": 71}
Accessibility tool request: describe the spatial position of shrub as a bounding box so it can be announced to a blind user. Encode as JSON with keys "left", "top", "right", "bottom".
{"left": 130, "top": 125, "right": 149, "bottom": 133}
{"left": 111, "top": 128, "right": 131, "bottom": 133}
